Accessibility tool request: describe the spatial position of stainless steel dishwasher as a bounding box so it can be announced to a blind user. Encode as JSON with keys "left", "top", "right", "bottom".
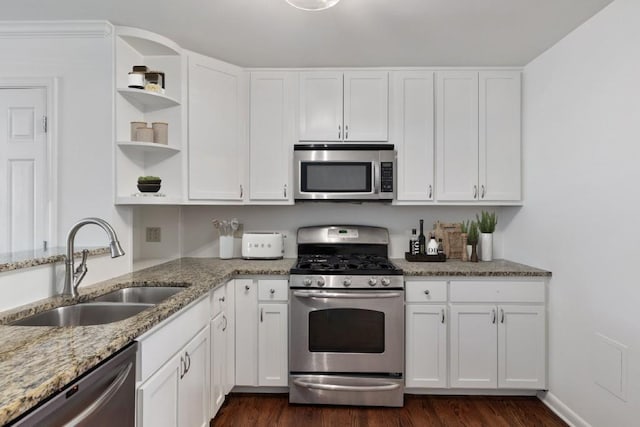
{"left": 11, "top": 342, "right": 137, "bottom": 427}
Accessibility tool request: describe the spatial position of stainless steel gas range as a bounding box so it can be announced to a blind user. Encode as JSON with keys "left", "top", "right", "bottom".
{"left": 289, "top": 225, "right": 404, "bottom": 407}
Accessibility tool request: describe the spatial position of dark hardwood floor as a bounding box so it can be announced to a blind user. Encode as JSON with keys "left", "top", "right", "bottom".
{"left": 211, "top": 394, "right": 567, "bottom": 427}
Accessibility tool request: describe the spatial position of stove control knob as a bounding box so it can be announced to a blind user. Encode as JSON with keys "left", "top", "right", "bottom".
{"left": 343, "top": 278, "right": 352, "bottom": 287}
{"left": 317, "top": 278, "right": 326, "bottom": 287}
{"left": 303, "top": 277, "right": 312, "bottom": 286}
{"left": 381, "top": 278, "right": 391, "bottom": 287}
{"left": 368, "top": 277, "right": 377, "bottom": 286}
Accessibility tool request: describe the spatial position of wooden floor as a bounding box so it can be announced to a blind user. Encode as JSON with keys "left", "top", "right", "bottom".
{"left": 211, "top": 394, "right": 567, "bottom": 427}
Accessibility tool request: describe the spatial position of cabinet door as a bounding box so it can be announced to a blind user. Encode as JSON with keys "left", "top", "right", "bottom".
{"left": 392, "top": 71, "right": 435, "bottom": 201}
{"left": 479, "top": 71, "right": 521, "bottom": 201}
{"left": 179, "top": 327, "right": 209, "bottom": 427}
{"left": 210, "top": 313, "right": 226, "bottom": 418}
{"left": 299, "top": 72, "right": 343, "bottom": 141}
{"left": 249, "top": 72, "right": 296, "bottom": 202}
{"left": 188, "top": 52, "right": 245, "bottom": 200}
{"left": 137, "top": 354, "right": 180, "bottom": 427}
{"left": 343, "top": 71, "right": 388, "bottom": 141}
{"left": 405, "top": 304, "right": 447, "bottom": 388}
{"left": 235, "top": 279, "right": 258, "bottom": 386}
{"left": 449, "top": 304, "right": 497, "bottom": 388}
{"left": 436, "top": 71, "right": 479, "bottom": 201}
{"left": 223, "top": 283, "right": 235, "bottom": 395}
{"left": 258, "top": 303, "right": 288, "bottom": 386}
{"left": 498, "top": 305, "right": 546, "bottom": 389}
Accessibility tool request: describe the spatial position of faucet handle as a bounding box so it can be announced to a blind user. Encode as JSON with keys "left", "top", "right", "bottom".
{"left": 73, "top": 249, "right": 89, "bottom": 291}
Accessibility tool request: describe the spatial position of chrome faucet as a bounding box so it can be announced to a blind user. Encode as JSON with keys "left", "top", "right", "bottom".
{"left": 62, "top": 217, "right": 125, "bottom": 298}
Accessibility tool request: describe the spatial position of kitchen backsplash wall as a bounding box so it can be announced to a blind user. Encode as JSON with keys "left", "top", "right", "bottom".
{"left": 134, "top": 205, "right": 518, "bottom": 261}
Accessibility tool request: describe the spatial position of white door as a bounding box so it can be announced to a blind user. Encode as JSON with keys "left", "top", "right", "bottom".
{"left": 249, "top": 72, "right": 295, "bottom": 202}
{"left": 178, "top": 327, "right": 209, "bottom": 427}
{"left": 299, "top": 72, "right": 343, "bottom": 141}
{"left": 498, "top": 305, "right": 546, "bottom": 389}
{"left": 0, "top": 87, "right": 48, "bottom": 253}
{"left": 138, "top": 354, "right": 180, "bottom": 427}
{"left": 436, "top": 71, "right": 479, "bottom": 201}
{"left": 188, "top": 53, "right": 244, "bottom": 201}
{"left": 343, "top": 71, "right": 388, "bottom": 141}
{"left": 210, "top": 313, "right": 226, "bottom": 418}
{"left": 392, "top": 71, "right": 435, "bottom": 201}
{"left": 449, "top": 304, "right": 497, "bottom": 388}
{"left": 235, "top": 279, "right": 258, "bottom": 386}
{"left": 479, "top": 71, "right": 522, "bottom": 201}
{"left": 405, "top": 304, "right": 447, "bottom": 388}
{"left": 258, "top": 303, "right": 288, "bottom": 386}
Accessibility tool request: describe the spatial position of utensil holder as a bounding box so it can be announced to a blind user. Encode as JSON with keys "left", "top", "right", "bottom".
{"left": 219, "top": 235, "right": 234, "bottom": 259}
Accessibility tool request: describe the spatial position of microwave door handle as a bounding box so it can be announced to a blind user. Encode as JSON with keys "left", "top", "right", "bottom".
{"left": 373, "top": 161, "right": 380, "bottom": 194}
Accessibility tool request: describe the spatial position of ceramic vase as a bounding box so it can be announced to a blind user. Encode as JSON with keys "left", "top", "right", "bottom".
{"left": 219, "top": 235, "right": 234, "bottom": 259}
{"left": 480, "top": 232, "right": 493, "bottom": 261}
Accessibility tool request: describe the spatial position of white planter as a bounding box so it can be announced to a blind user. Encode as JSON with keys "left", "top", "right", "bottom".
{"left": 466, "top": 244, "right": 472, "bottom": 260}
{"left": 480, "top": 233, "right": 493, "bottom": 261}
{"left": 219, "top": 235, "right": 234, "bottom": 259}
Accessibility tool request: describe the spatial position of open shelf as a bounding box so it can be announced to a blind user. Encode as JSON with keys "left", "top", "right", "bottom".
{"left": 116, "top": 195, "right": 183, "bottom": 205}
{"left": 117, "top": 141, "right": 180, "bottom": 154}
{"left": 118, "top": 88, "right": 180, "bottom": 112}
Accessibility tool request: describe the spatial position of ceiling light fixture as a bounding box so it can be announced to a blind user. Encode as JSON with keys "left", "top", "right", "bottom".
{"left": 286, "top": 0, "right": 341, "bottom": 11}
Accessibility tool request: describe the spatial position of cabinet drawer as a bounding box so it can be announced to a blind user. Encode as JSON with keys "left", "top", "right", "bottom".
{"left": 137, "top": 296, "right": 210, "bottom": 382}
{"left": 211, "top": 284, "right": 227, "bottom": 317}
{"left": 258, "top": 279, "right": 288, "bottom": 301}
{"left": 405, "top": 281, "right": 447, "bottom": 302}
{"left": 449, "top": 280, "right": 545, "bottom": 303}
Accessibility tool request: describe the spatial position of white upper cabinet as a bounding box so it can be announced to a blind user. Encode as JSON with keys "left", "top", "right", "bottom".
{"left": 188, "top": 51, "right": 246, "bottom": 201}
{"left": 392, "top": 71, "right": 435, "bottom": 202}
{"left": 436, "top": 70, "right": 521, "bottom": 202}
{"left": 249, "top": 72, "right": 296, "bottom": 203}
{"left": 299, "top": 71, "right": 388, "bottom": 142}
{"left": 479, "top": 71, "right": 522, "bottom": 201}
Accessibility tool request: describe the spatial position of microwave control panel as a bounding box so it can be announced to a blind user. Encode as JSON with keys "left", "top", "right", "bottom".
{"left": 380, "top": 162, "right": 394, "bottom": 193}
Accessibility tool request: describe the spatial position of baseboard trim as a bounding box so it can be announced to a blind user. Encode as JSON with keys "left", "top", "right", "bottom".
{"left": 537, "top": 391, "right": 592, "bottom": 427}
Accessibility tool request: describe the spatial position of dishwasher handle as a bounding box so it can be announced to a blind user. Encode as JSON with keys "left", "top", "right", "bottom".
{"left": 63, "top": 361, "right": 133, "bottom": 426}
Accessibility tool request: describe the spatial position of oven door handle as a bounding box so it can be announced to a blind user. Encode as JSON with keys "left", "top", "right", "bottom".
{"left": 292, "top": 291, "right": 402, "bottom": 299}
{"left": 293, "top": 378, "right": 401, "bottom": 392}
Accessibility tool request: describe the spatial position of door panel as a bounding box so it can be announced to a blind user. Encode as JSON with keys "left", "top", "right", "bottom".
{"left": 299, "top": 72, "right": 342, "bottom": 141}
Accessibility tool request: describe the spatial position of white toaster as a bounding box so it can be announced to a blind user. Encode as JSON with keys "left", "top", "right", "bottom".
{"left": 241, "top": 232, "right": 284, "bottom": 259}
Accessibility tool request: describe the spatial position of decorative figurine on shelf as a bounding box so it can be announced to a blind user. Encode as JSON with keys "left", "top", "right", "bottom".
{"left": 137, "top": 176, "right": 161, "bottom": 193}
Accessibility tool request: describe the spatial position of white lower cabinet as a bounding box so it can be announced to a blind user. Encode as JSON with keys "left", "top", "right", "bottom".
{"left": 136, "top": 296, "right": 210, "bottom": 427}
{"left": 210, "top": 311, "right": 226, "bottom": 417}
{"left": 235, "top": 278, "right": 288, "bottom": 387}
{"left": 210, "top": 281, "right": 235, "bottom": 419}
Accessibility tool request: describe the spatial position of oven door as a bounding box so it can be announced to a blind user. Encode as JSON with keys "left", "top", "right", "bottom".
{"left": 289, "top": 289, "right": 404, "bottom": 374}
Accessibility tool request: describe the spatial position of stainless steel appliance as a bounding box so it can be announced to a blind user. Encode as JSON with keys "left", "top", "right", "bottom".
{"left": 293, "top": 144, "right": 396, "bottom": 201}
{"left": 11, "top": 343, "right": 137, "bottom": 426}
{"left": 289, "top": 225, "right": 404, "bottom": 407}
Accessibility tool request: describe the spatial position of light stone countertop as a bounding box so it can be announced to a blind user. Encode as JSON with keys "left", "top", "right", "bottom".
{"left": 0, "top": 257, "right": 549, "bottom": 424}
{"left": 0, "top": 247, "right": 110, "bottom": 273}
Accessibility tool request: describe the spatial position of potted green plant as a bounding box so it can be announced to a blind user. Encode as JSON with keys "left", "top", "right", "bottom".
{"left": 476, "top": 211, "right": 497, "bottom": 261}
{"left": 137, "top": 176, "right": 162, "bottom": 193}
{"left": 466, "top": 221, "right": 479, "bottom": 262}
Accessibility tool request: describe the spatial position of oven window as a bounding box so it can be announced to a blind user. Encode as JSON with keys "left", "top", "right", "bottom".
{"left": 308, "top": 308, "right": 384, "bottom": 353}
{"left": 301, "top": 162, "right": 372, "bottom": 193}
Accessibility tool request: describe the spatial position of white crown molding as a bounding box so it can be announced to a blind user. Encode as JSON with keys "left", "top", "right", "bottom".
{"left": 0, "top": 20, "right": 113, "bottom": 39}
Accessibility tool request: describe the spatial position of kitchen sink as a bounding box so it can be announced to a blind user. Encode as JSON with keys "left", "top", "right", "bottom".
{"left": 89, "top": 286, "right": 184, "bottom": 304}
{"left": 9, "top": 303, "right": 153, "bottom": 327}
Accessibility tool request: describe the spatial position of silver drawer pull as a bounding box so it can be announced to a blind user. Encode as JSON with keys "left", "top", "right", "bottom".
{"left": 245, "top": 285, "right": 250, "bottom": 291}
{"left": 293, "top": 378, "right": 400, "bottom": 392}
{"left": 270, "top": 288, "right": 275, "bottom": 294}
{"left": 424, "top": 290, "right": 430, "bottom": 295}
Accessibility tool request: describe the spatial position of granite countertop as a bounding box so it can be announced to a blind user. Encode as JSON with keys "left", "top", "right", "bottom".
{"left": 0, "top": 247, "right": 110, "bottom": 273}
{"left": 0, "top": 257, "right": 549, "bottom": 424}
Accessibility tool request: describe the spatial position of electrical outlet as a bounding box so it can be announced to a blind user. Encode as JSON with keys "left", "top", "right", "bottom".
{"left": 146, "top": 227, "right": 161, "bottom": 243}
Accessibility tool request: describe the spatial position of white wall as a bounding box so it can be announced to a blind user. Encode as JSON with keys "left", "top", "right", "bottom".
{"left": 0, "top": 23, "right": 133, "bottom": 309}
{"left": 503, "top": 0, "right": 640, "bottom": 425}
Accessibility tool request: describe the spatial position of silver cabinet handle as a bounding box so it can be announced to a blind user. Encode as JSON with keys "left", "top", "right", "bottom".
{"left": 491, "top": 308, "right": 496, "bottom": 324}
{"left": 245, "top": 284, "right": 250, "bottom": 291}
{"left": 219, "top": 296, "right": 225, "bottom": 302}
{"left": 293, "top": 378, "right": 400, "bottom": 392}
{"left": 293, "top": 291, "right": 401, "bottom": 299}
{"left": 270, "top": 288, "right": 275, "bottom": 294}
{"left": 441, "top": 308, "right": 445, "bottom": 324}
{"left": 222, "top": 314, "right": 228, "bottom": 331}
{"left": 345, "top": 124, "right": 349, "bottom": 140}
{"left": 284, "top": 184, "right": 287, "bottom": 198}
{"left": 185, "top": 351, "right": 191, "bottom": 375}
{"left": 481, "top": 185, "right": 486, "bottom": 199}
{"left": 240, "top": 184, "right": 243, "bottom": 198}
{"left": 424, "top": 289, "right": 430, "bottom": 296}
{"left": 260, "top": 307, "right": 264, "bottom": 322}
{"left": 500, "top": 308, "right": 505, "bottom": 324}
{"left": 65, "top": 362, "right": 133, "bottom": 426}
{"left": 473, "top": 185, "right": 478, "bottom": 199}
{"left": 428, "top": 185, "right": 432, "bottom": 199}
{"left": 180, "top": 356, "right": 186, "bottom": 379}
{"left": 338, "top": 124, "right": 341, "bottom": 139}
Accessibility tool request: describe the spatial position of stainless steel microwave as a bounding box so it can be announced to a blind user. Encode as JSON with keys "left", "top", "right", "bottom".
{"left": 293, "top": 144, "right": 396, "bottom": 201}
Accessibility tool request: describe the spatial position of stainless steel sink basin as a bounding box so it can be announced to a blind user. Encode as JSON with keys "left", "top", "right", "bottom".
{"left": 89, "top": 286, "right": 184, "bottom": 304}
{"left": 10, "top": 303, "right": 153, "bottom": 327}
